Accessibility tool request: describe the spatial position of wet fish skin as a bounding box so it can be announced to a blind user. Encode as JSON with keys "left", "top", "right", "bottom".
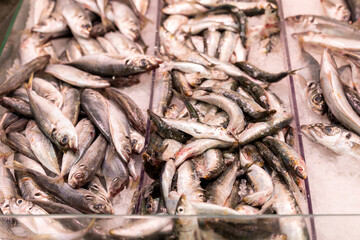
{"left": 61, "top": 118, "right": 96, "bottom": 178}
{"left": 67, "top": 54, "right": 161, "bottom": 77}
{"left": 0, "top": 55, "right": 50, "bottom": 97}
{"left": 163, "top": 15, "right": 188, "bottom": 34}
{"left": 345, "top": 0, "right": 360, "bottom": 22}
{"left": 321, "top": 0, "right": 350, "bottom": 21}
{"left": 106, "top": 87, "right": 146, "bottom": 134}
{"left": 111, "top": 1, "right": 140, "bottom": 40}
{"left": 0, "top": 96, "right": 33, "bottom": 118}
{"left": 263, "top": 136, "right": 307, "bottom": 179}
{"left": 155, "top": 70, "right": 173, "bottom": 117}
{"left": 193, "top": 149, "right": 225, "bottom": 180}
{"left": 344, "top": 85, "right": 360, "bottom": 116}
{"left": 65, "top": 39, "right": 83, "bottom": 62}
{"left": 61, "top": 88, "right": 80, "bottom": 126}
{"left": 301, "top": 123, "right": 360, "bottom": 159}
{"left": 0, "top": 113, "right": 19, "bottom": 133}
{"left": 204, "top": 30, "right": 221, "bottom": 57}
{"left": 25, "top": 120, "right": 60, "bottom": 175}
{"left": 320, "top": 49, "right": 360, "bottom": 135}
{"left": 32, "top": 12, "right": 67, "bottom": 34}
{"left": 45, "top": 64, "right": 110, "bottom": 88}
{"left": 81, "top": 89, "right": 111, "bottom": 141}
{"left": 68, "top": 134, "right": 107, "bottom": 189}
{"left": 102, "top": 144, "right": 129, "bottom": 197}
{"left": 163, "top": 2, "right": 208, "bottom": 15}
{"left": 1, "top": 132, "right": 37, "bottom": 160}
{"left": 62, "top": 2, "right": 92, "bottom": 38}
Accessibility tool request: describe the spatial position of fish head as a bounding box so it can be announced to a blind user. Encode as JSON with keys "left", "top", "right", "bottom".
{"left": 76, "top": 20, "right": 92, "bottom": 38}
{"left": 9, "top": 198, "right": 32, "bottom": 215}
{"left": 126, "top": 55, "right": 162, "bottom": 72}
{"left": 69, "top": 165, "right": 89, "bottom": 189}
{"left": 116, "top": 142, "right": 132, "bottom": 163}
{"left": 53, "top": 125, "right": 78, "bottom": 151}
{"left": 109, "top": 176, "right": 129, "bottom": 198}
{"left": 301, "top": 123, "right": 342, "bottom": 147}
{"left": 285, "top": 15, "right": 313, "bottom": 29}
{"left": 175, "top": 194, "right": 197, "bottom": 216}
{"left": 305, "top": 83, "right": 327, "bottom": 115}
{"left": 85, "top": 194, "right": 114, "bottom": 214}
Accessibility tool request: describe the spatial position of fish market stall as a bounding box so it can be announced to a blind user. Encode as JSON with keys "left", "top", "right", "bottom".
{"left": 0, "top": 0, "right": 359, "bottom": 239}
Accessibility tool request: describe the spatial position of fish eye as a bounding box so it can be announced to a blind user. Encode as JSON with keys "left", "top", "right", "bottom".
{"left": 140, "top": 59, "right": 149, "bottom": 68}
{"left": 82, "top": 23, "right": 91, "bottom": 29}
{"left": 60, "top": 136, "right": 69, "bottom": 145}
{"left": 294, "top": 15, "right": 302, "bottom": 21}
{"left": 324, "top": 126, "right": 339, "bottom": 135}
{"left": 74, "top": 172, "right": 84, "bottom": 180}
{"left": 94, "top": 204, "right": 104, "bottom": 210}
{"left": 312, "top": 94, "right": 323, "bottom": 104}
{"left": 125, "top": 146, "right": 131, "bottom": 154}
{"left": 177, "top": 206, "right": 184, "bottom": 214}
{"left": 16, "top": 199, "right": 23, "bottom": 205}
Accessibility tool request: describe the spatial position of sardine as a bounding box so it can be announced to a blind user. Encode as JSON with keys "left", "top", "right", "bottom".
{"left": 102, "top": 144, "right": 129, "bottom": 197}
{"left": 65, "top": 39, "right": 83, "bottom": 62}
{"left": 81, "top": 89, "right": 111, "bottom": 141}
{"left": 111, "top": 1, "right": 140, "bottom": 40}
{"left": 61, "top": 118, "right": 96, "bottom": 178}
{"left": 1, "top": 132, "right": 36, "bottom": 160}
{"left": 62, "top": 2, "right": 92, "bottom": 38}
{"left": 96, "top": 36, "right": 118, "bottom": 54}
{"left": 45, "top": 64, "right": 110, "bottom": 88}
{"left": 33, "top": 77, "right": 63, "bottom": 108}
{"left": 0, "top": 96, "right": 33, "bottom": 118}
{"left": 163, "top": 15, "right": 188, "bottom": 34}
{"left": 68, "top": 134, "right": 107, "bottom": 188}
{"left": 66, "top": 54, "right": 161, "bottom": 77}
{"left": 61, "top": 88, "right": 80, "bottom": 126}
{"left": 320, "top": 49, "right": 360, "bottom": 135}
{"left": 76, "top": 36, "right": 105, "bottom": 55}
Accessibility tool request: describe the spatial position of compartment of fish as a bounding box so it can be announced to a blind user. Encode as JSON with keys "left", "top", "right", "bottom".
{"left": 0, "top": 0, "right": 164, "bottom": 238}
{"left": 132, "top": 0, "right": 310, "bottom": 239}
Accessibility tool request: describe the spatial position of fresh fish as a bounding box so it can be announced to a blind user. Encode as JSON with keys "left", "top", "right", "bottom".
{"left": 175, "top": 138, "right": 233, "bottom": 167}
{"left": 62, "top": 2, "right": 92, "bottom": 38}
{"left": 232, "top": 38, "right": 247, "bottom": 62}
{"left": 301, "top": 123, "right": 360, "bottom": 159}
{"left": 66, "top": 54, "right": 161, "bottom": 77}
{"left": 104, "top": 31, "right": 141, "bottom": 55}
{"left": 45, "top": 64, "right": 110, "bottom": 88}
{"left": 106, "top": 87, "right": 146, "bottom": 134}
{"left": 294, "top": 31, "right": 360, "bottom": 51}
{"left": 87, "top": 176, "right": 111, "bottom": 206}
{"left": 0, "top": 157, "right": 18, "bottom": 216}
{"left": 163, "top": 2, "right": 208, "bottom": 16}
{"left": 111, "top": 1, "right": 140, "bottom": 40}
{"left": 344, "top": 85, "right": 360, "bottom": 116}
{"left": 61, "top": 88, "right": 80, "bottom": 126}
{"left": 90, "top": 22, "right": 115, "bottom": 38}
{"left": 172, "top": 70, "right": 193, "bottom": 96}
{"left": 206, "top": 162, "right": 237, "bottom": 206}
{"left": 155, "top": 70, "right": 173, "bottom": 117}
{"left": 25, "top": 120, "right": 60, "bottom": 175}
{"left": 110, "top": 215, "right": 172, "bottom": 238}
{"left": 96, "top": 36, "right": 118, "bottom": 54}
{"left": 108, "top": 100, "right": 132, "bottom": 163}
{"left": 61, "top": 118, "right": 95, "bottom": 178}
{"left": 218, "top": 31, "right": 238, "bottom": 62}
{"left": 193, "top": 90, "right": 245, "bottom": 135}
{"left": 159, "top": 27, "right": 211, "bottom": 67}
{"left": 193, "top": 149, "right": 225, "bottom": 180}
{"left": 177, "top": 161, "right": 205, "bottom": 202}
{"left": 263, "top": 136, "right": 307, "bottom": 179}
{"left": 236, "top": 204, "right": 260, "bottom": 215}
{"left": 33, "top": 77, "right": 63, "bottom": 108}
{"left": 102, "top": 144, "right": 129, "bottom": 197}
{"left": 272, "top": 175, "right": 310, "bottom": 240}
{"left": 1, "top": 132, "right": 36, "bottom": 160}
{"left": 204, "top": 30, "right": 221, "bottom": 57}
{"left": 65, "top": 39, "right": 83, "bottom": 62}
{"left": 321, "top": 0, "right": 350, "bottom": 21}
{"left": 345, "top": 0, "right": 360, "bottom": 22}
{"left": 81, "top": 89, "right": 111, "bottom": 141}
{"left": 133, "top": 0, "right": 150, "bottom": 15}
{"left": 96, "top": 0, "right": 109, "bottom": 26}
{"left": 68, "top": 134, "right": 107, "bottom": 189}
{"left": 181, "top": 21, "right": 238, "bottom": 35}
{"left": 320, "top": 49, "right": 360, "bottom": 135}
{"left": 10, "top": 87, "right": 29, "bottom": 103}
{"left": 174, "top": 195, "right": 202, "bottom": 240}
{"left": 0, "top": 96, "right": 33, "bottom": 118}
{"left": 163, "top": 15, "right": 188, "bottom": 34}
{"left": 240, "top": 150, "right": 273, "bottom": 206}
{"left": 32, "top": 12, "right": 67, "bottom": 34}
{"left": 75, "top": 36, "right": 105, "bottom": 55}
{"left": 27, "top": 75, "right": 78, "bottom": 151}
{"left": 0, "top": 55, "right": 50, "bottom": 97}
{"left": 15, "top": 155, "right": 54, "bottom": 202}
{"left": 0, "top": 113, "right": 19, "bottom": 133}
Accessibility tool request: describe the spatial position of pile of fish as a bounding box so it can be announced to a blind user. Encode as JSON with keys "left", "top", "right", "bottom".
{"left": 113, "top": 1, "right": 310, "bottom": 239}
{"left": 286, "top": 1, "right": 360, "bottom": 161}
{"left": 0, "top": 0, "right": 161, "bottom": 238}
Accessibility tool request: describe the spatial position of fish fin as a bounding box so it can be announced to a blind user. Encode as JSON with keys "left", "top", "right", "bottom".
{"left": 24, "top": 72, "right": 34, "bottom": 91}
{"left": 101, "top": 16, "right": 112, "bottom": 28}
{"left": 5, "top": 160, "right": 27, "bottom": 172}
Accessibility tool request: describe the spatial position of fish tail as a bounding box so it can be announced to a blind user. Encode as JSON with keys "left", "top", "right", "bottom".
{"left": 5, "top": 160, "right": 27, "bottom": 172}
{"left": 101, "top": 15, "right": 112, "bottom": 28}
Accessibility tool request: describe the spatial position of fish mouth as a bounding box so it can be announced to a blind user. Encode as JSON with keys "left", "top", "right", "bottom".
{"left": 300, "top": 125, "right": 317, "bottom": 142}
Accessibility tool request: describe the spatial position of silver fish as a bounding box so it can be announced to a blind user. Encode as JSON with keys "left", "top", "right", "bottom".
{"left": 102, "top": 144, "right": 129, "bottom": 197}
{"left": 65, "top": 39, "right": 83, "bottom": 62}
{"left": 32, "top": 12, "right": 68, "bottom": 34}
{"left": 45, "top": 64, "right": 110, "bottom": 88}
{"left": 32, "top": 77, "right": 63, "bottom": 108}
{"left": 133, "top": 0, "right": 150, "bottom": 15}
{"left": 301, "top": 123, "right": 360, "bottom": 159}
{"left": 163, "top": 15, "right": 188, "bottom": 34}
{"left": 96, "top": 36, "right": 118, "bottom": 54}
{"left": 162, "top": 2, "right": 208, "bottom": 16}
{"left": 204, "top": 30, "right": 221, "bottom": 57}
{"left": 76, "top": 36, "right": 105, "bottom": 55}
{"left": 111, "top": 1, "right": 140, "bottom": 40}
{"left": 62, "top": 2, "right": 92, "bottom": 38}
{"left": 104, "top": 31, "right": 141, "bottom": 55}
{"left": 68, "top": 134, "right": 107, "bottom": 188}
{"left": 320, "top": 49, "right": 360, "bottom": 135}
{"left": 61, "top": 118, "right": 96, "bottom": 178}
{"left": 25, "top": 120, "right": 60, "bottom": 175}
{"left": 321, "top": 0, "right": 351, "bottom": 21}
{"left": 177, "top": 161, "right": 204, "bottom": 202}
{"left": 61, "top": 88, "right": 80, "bottom": 126}
{"left": 108, "top": 100, "right": 132, "bottom": 164}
